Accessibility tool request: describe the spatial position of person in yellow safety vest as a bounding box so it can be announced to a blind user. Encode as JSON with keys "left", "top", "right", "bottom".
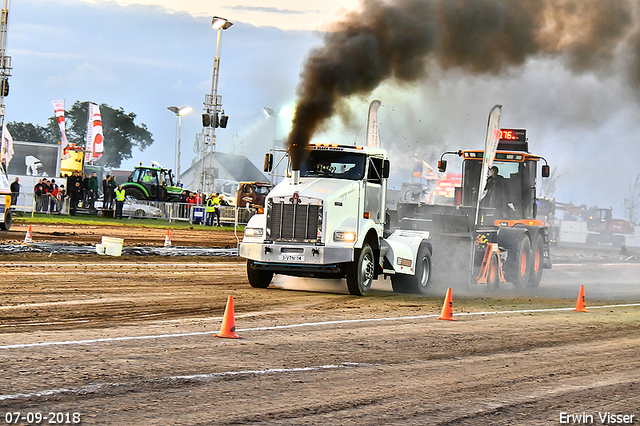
{"left": 205, "top": 195, "right": 216, "bottom": 226}
{"left": 115, "top": 185, "right": 126, "bottom": 219}
{"left": 212, "top": 192, "right": 222, "bottom": 226}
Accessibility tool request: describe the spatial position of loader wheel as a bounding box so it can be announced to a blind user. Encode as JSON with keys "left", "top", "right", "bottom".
{"left": 125, "top": 188, "right": 145, "bottom": 200}
{"left": 527, "top": 234, "right": 544, "bottom": 288}
{"left": 247, "top": 260, "right": 273, "bottom": 289}
{"left": 505, "top": 235, "right": 531, "bottom": 288}
{"left": 487, "top": 253, "right": 500, "bottom": 292}
{"left": 346, "top": 244, "right": 374, "bottom": 296}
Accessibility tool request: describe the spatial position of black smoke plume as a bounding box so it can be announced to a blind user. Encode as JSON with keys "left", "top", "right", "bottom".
{"left": 287, "top": 0, "right": 636, "bottom": 169}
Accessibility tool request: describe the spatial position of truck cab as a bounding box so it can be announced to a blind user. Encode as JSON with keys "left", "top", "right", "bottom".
{"left": 239, "top": 142, "right": 433, "bottom": 296}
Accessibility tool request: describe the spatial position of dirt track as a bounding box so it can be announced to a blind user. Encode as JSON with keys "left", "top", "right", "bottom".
{"left": 0, "top": 223, "right": 639, "bottom": 425}
{"left": 3, "top": 222, "right": 239, "bottom": 247}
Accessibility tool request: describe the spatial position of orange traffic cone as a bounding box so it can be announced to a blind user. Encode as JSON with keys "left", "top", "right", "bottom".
{"left": 164, "top": 230, "right": 171, "bottom": 247}
{"left": 438, "top": 288, "right": 456, "bottom": 321}
{"left": 573, "top": 285, "right": 588, "bottom": 312}
{"left": 215, "top": 295, "right": 242, "bottom": 339}
{"left": 23, "top": 225, "right": 33, "bottom": 244}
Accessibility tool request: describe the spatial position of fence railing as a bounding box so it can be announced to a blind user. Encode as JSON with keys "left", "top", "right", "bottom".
{"left": 10, "top": 192, "right": 258, "bottom": 225}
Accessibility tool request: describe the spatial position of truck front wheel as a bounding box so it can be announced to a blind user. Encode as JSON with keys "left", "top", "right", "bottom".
{"left": 346, "top": 244, "right": 374, "bottom": 296}
{"left": 247, "top": 260, "right": 273, "bottom": 289}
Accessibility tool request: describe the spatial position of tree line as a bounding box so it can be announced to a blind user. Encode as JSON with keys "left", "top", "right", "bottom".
{"left": 7, "top": 101, "right": 153, "bottom": 168}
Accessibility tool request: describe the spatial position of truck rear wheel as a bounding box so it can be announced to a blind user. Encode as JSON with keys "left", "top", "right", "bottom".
{"left": 247, "top": 260, "right": 273, "bottom": 288}
{"left": 505, "top": 235, "right": 531, "bottom": 288}
{"left": 346, "top": 244, "right": 374, "bottom": 296}
{"left": 406, "top": 246, "right": 432, "bottom": 294}
{"left": 527, "top": 234, "right": 544, "bottom": 288}
{"left": 391, "top": 247, "right": 432, "bottom": 294}
{"left": 391, "top": 275, "right": 409, "bottom": 293}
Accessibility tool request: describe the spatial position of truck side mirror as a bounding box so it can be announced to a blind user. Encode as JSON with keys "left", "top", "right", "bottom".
{"left": 264, "top": 153, "right": 273, "bottom": 172}
{"left": 542, "top": 165, "right": 550, "bottom": 178}
{"left": 382, "top": 159, "right": 390, "bottom": 179}
{"left": 438, "top": 160, "right": 447, "bottom": 173}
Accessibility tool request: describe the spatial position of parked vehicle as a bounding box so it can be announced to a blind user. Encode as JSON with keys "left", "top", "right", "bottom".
{"left": 95, "top": 196, "right": 163, "bottom": 218}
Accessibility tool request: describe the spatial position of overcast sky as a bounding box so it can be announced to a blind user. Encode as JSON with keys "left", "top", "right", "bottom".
{"left": 5, "top": 0, "right": 640, "bottom": 219}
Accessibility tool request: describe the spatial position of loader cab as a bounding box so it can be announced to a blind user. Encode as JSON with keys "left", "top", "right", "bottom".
{"left": 439, "top": 129, "right": 550, "bottom": 222}
{"left": 127, "top": 165, "right": 177, "bottom": 201}
{"left": 460, "top": 154, "right": 539, "bottom": 220}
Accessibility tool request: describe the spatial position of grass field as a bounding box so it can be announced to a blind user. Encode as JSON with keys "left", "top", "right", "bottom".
{"left": 12, "top": 212, "right": 241, "bottom": 230}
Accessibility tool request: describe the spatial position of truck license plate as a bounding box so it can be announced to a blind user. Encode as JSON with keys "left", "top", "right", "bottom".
{"left": 278, "top": 254, "right": 305, "bottom": 262}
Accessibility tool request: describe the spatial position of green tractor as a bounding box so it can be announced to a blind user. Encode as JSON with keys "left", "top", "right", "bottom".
{"left": 121, "top": 163, "right": 186, "bottom": 202}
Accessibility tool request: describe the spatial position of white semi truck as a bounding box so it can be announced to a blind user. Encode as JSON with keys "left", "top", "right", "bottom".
{"left": 238, "top": 101, "right": 432, "bottom": 296}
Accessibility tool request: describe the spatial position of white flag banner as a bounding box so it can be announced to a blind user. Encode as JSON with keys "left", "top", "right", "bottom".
{"left": 0, "top": 122, "right": 13, "bottom": 168}
{"left": 51, "top": 100, "right": 69, "bottom": 156}
{"left": 475, "top": 104, "right": 502, "bottom": 225}
{"left": 85, "top": 103, "right": 104, "bottom": 162}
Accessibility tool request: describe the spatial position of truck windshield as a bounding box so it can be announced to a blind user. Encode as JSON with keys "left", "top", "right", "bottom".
{"left": 300, "top": 151, "right": 366, "bottom": 180}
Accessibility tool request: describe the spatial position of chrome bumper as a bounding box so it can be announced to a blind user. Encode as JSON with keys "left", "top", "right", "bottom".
{"left": 239, "top": 242, "right": 354, "bottom": 265}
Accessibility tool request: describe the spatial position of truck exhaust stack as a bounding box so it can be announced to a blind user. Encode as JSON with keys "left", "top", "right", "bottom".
{"left": 291, "top": 170, "right": 300, "bottom": 186}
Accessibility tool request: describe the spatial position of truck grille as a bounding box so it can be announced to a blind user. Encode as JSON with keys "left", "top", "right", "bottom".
{"left": 268, "top": 200, "right": 323, "bottom": 242}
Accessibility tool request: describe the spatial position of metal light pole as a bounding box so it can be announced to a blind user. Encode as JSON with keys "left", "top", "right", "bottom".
{"left": 201, "top": 16, "right": 232, "bottom": 195}
{"left": 167, "top": 105, "right": 192, "bottom": 183}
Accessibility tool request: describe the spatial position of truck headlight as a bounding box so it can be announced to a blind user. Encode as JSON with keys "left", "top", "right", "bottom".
{"left": 244, "top": 227, "right": 264, "bottom": 237}
{"left": 333, "top": 231, "right": 356, "bottom": 242}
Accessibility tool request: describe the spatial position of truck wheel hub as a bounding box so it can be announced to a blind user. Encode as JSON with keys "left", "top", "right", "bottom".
{"left": 361, "top": 255, "right": 374, "bottom": 284}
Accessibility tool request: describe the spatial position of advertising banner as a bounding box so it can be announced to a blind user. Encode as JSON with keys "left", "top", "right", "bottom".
{"left": 7, "top": 141, "right": 59, "bottom": 177}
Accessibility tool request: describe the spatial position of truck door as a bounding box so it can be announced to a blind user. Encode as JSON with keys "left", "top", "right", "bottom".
{"left": 364, "top": 156, "right": 384, "bottom": 224}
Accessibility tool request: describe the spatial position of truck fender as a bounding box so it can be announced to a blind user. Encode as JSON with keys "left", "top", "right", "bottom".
{"left": 354, "top": 218, "right": 378, "bottom": 249}
{"left": 496, "top": 226, "right": 529, "bottom": 249}
{"left": 244, "top": 212, "right": 266, "bottom": 230}
{"left": 381, "top": 234, "right": 430, "bottom": 276}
